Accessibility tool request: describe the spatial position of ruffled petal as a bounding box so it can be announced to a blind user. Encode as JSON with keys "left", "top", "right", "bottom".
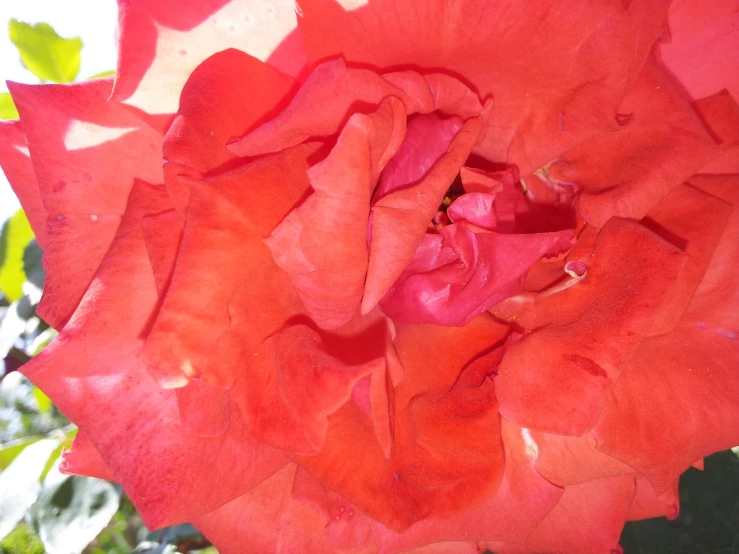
{"left": 8, "top": 78, "right": 163, "bottom": 329}
{"left": 22, "top": 180, "right": 286, "bottom": 528}
{"left": 164, "top": 48, "right": 295, "bottom": 177}
{"left": 113, "top": 0, "right": 304, "bottom": 117}
{"left": 266, "top": 97, "right": 406, "bottom": 328}
{"left": 659, "top": 0, "right": 739, "bottom": 100}
{"left": 626, "top": 475, "right": 680, "bottom": 521}
{"left": 0, "top": 120, "right": 46, "bottom": 246}
{"left": 494, "top": 218, "right": 686, "bottom": 436}
{"left": 551, "top": 60, "right": 718, "bottom": 227}
{"left": 381, "top": 223, "right": 573, "bottom": 326}
{"left": 297, "top": 0, "right": 669, "bottom": 172}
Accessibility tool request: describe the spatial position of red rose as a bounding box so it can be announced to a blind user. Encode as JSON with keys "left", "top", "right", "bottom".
{"left": 1, "top": 1, "right": 738, "bottom": 552}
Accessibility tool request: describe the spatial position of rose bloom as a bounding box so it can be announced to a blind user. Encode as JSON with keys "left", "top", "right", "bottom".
{"left": 2, "top": 0, "right": 739, "bottom": 552}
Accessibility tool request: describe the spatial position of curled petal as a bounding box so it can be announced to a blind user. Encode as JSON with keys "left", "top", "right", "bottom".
{"left": 267, "top": 97, "right": 407, "bottom": 328}
{"left": 59, "top": 432, "right": 115, "bottom": 482}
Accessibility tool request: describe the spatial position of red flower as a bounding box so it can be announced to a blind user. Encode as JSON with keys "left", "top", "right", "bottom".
{"left": 1, "top": 1, "right": 738, "bottom": 552}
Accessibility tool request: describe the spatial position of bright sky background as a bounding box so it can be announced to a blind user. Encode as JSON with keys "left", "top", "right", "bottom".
{"left": 0, "top": 0, "right": 118, "bottom": 223}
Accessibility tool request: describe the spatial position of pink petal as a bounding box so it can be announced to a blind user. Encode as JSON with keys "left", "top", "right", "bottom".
{"left": 363, "top": 117, "right": 483, "bottom": 313}
{"left": 59, "top": 432, "right": 115, "bottom": 482}
{"left": 381, "top": 223, "right": 574, "bottom": 326}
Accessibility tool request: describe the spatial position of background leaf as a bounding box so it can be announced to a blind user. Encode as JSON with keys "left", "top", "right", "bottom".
{"left": 7, "top": 20, "right": 81, "bottom": 83}
{"left": 30, "top": 469, "right": 120, "bottom": 554}
{"left": 0, "top": 94, "right": 19, "bottom": 120}
{"left": 0, "top": 210, "right": 35, "bottom": 302}
{"left": 620, "top": 450, "right": 739, "bottom": 553}
{"left": 22, "top": 240, "right": 44, "bottom": 292}
{"left": 0, "top": 439, "right": 59, "bottom": 541}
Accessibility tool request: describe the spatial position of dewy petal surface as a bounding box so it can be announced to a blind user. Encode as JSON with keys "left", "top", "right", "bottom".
{"left": 8, "top": 78, "right": 163, "bottom": 329}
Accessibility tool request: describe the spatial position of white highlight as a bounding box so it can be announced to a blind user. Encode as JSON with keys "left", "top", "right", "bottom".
{"left": 63, "top": 120, "right": 137, "bottom": 151}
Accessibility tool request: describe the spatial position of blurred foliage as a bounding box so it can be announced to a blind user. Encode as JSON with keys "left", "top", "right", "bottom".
{"left": 8, "top": 20, "right": 82, "bottom": 84}
{"left": 0, "top": 211, "right": 35, "bottom": 302}
{"left": 0, "top": 94, "right": 19, "bottom": 120}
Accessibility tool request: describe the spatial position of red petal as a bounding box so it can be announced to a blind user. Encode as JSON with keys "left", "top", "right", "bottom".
{"left": 530, "top": 431, "right": 634, "bottom": 487}
{"left": 644, "top": 183, "right": 732, "bottom": 336}
{"left": 627, "top": 475, "right": 680, "bottom": 521}
{"left": 8, "top": 78, "right": 163, "bottom": 329}
{"left": 22, "top": 180, "right": 285, "bottom": 528}
{"left": 113, "top": 0, "right": 304, "bottom": 116}
{"left": 266, "top": 97, "right": 406, "bottom": 328}
{"left": 692, "top": 90, "right": 739, "bottom": 175}
{"left": 143, "top": 146, "right": 312, "bottom": 388}
{"left": 659, "top": 0, "right": 739, "bottom": 100}
{"left": 553, "top": 60, "right": 717, "bottom": 227}
{"left": 363, "top": 117, "right": 483, "bottom": 312}
{"left": 297, "top": 0, "right": 668, "bottom": 172}
{"left": 0, "top": 121, "right": 46, "bottom": 246}
{"left": 373, "top": 419, "right": 563, "bottom": 552}
{"left": 59, "top": 432, "right": 115, "bottom": 482}
{"left": 227, "top": 59, "right": 403, "bottom": 157}
{"left": 164, "top": 48, "right": 294, "bottom": 176}
{"left": 294, "top": 316, "right": 508, "bottom": 530}
{"left": 495, "top": 218, "right": 686, "bottom": 436}
{"left": 594, "top": 324, "right": 739, "bottom": 494}
{"left": 176, "top": 378, "right": 231, "bottom": 437}
{"left": 492, "top": 475, "right": 634, "bottom": 554}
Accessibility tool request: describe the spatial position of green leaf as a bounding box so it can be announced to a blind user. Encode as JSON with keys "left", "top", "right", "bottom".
{"left": 0, "top": 436, "right": 41, "bottom": 471}
{"left": 620, "top": 450, "right": 739, "bottom": 553}
{"left": 30, "top": 471, "right": 120, "bottom": 554}
{"left": 0, "top": 439, "right": 59, "bottom": 541}
{"left": 30, "top": 387, "right": 52, "bottom": 414}
{"left": 8, "top": 20, "right": 82, "bottom": 83}
{"left": 0, "top": 210, "right": 35, "bottom": 301}
{"left": 0, "top": 93, "right": 19, "bottom": 120}
{"left": 22, "top": 240, "right": 44, "bottom": 291}
{"left": 88, "top": 70, "right": 115, "bottom": 80}
{"left": 0, "top": 523, "right": 44, "bottom": 554}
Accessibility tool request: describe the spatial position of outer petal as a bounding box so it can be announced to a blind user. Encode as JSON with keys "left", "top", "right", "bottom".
{"left": 692, "top": 90, "right": 739, "bottom": 175}
{"left": 551, "top": 60, "right": 718, "bottom": 227}
{"left": 594, "top": 175, "right": 739, "bottom": 493}
{"left": 113, "top": 0, "right": 304, "bottom": 116}
{"left": 8, "top": 79, "right": 163, "bottom": 329}
{"left": 297, "top": 0, "right": 669, "bottom": 171}
{"left": 659, "top": 0, "right": 739, "bottom": 100}
{"left": 22, "top": 181, "right": 286, "bottom": 528}
{"left": 59, "top": 432, "right": 115, "bottom": 482}
{"left": 491, "top": 475, "right": 635, "bottom": 554}
{"left": 0, "top": 120, "right": 46, "bottom": 246}
{"left": 494, "top": 218, "right": 686, "bottom": 436}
